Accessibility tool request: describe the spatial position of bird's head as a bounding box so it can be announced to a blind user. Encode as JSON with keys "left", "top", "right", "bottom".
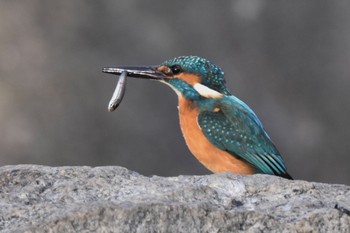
{"left": 103, "top": 56, "right": 230, "bottom": 100}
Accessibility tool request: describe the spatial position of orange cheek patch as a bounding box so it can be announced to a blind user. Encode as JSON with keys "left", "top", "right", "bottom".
{"left": 156, "top": 66, "right": 201, "bottom": 85}
{"left": 176, "top": 73, "right": 201, "bottom": 85}
{"left": 157, "top": 66, "right": 171, "bottom": 74}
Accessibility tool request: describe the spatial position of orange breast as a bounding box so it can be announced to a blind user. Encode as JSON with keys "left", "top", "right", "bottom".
{"left": 178, "top": 97, "right": 255, "bottom": 174}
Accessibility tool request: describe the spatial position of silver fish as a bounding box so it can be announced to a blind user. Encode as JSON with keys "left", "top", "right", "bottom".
{"left": 108, "top": 71, "right": 127, "bottom": 112}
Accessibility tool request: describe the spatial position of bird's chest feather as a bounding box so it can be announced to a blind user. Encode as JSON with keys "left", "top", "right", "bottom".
{"left": 177, "top": 97, "right": 254, "bottom": 174}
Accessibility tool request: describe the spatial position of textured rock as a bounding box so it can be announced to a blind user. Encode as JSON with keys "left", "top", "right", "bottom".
{"left": 0, "top": 165, "right": 349, "bottom": 232}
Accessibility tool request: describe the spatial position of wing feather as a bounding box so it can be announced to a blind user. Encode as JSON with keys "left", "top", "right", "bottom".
{"left": 198, "top": 96, "right": 290, "bottom": 177}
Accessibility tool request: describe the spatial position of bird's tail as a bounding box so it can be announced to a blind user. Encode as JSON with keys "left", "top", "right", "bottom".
{"left": 277, "top": 172, "right": 293, "bottom": 180}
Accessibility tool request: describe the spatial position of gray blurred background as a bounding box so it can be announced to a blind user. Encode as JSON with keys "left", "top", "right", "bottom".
{"left": 1, "top": 1, "right": 349, "bottom": 185}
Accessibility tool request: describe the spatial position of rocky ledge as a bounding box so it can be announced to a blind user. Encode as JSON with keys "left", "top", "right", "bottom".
{"left": 0, "top": 165, "right": 349, "bottom": 232}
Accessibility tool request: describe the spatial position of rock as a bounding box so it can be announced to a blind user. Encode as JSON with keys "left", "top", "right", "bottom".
{"left": 0, "top": 165, "right": 349, "bottom": 232}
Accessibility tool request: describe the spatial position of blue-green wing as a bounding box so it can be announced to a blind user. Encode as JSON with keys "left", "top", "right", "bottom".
{"left": 198, "top": 96, "right": 289, "bottom": 177}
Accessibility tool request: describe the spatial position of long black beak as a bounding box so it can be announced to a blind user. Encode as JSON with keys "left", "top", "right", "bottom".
{"left": 102, "top": 66, "right": 165, "bottom": 80}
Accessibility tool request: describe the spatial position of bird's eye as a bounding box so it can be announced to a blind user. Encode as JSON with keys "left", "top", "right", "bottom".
{"left": 170, "top": 65, "right": 182, "bottom": 75}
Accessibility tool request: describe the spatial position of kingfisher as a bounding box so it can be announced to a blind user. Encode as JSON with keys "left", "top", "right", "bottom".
{"left": 103, "top": 56, "right": 293, "bottom": 179}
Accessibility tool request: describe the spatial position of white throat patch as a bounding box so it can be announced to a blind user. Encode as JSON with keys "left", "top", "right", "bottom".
{"left": 193, "top": 83, "right": 223, "bottom": 99}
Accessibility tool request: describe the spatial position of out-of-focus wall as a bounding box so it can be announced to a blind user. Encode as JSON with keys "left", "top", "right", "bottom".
{"left": 1, "top": 1, "right": 349, "bottom": 184}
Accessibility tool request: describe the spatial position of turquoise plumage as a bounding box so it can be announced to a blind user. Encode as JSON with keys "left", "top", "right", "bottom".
{"left": 197, "top": 96, "right": 290, "bottom": 177}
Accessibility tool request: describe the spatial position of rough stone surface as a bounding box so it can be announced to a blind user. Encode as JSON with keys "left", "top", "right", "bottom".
{"left": 0, "top": 165, "right": 349, "bottom": 233}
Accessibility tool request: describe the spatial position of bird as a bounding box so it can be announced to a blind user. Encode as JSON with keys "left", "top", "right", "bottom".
{"left": 103, "top": 56, "right": 293, "bottom": 179}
